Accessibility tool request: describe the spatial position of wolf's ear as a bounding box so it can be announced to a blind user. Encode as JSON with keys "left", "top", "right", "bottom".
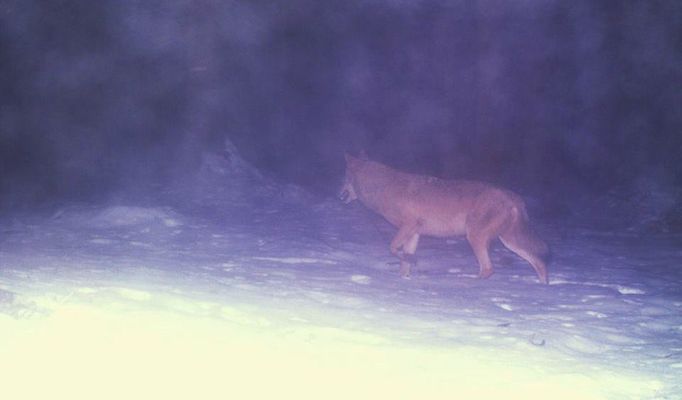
{"left": 345, "top": 150, "right": 367, "bottom": 164}
{"left": 344, "top": 152, "right": 355, "bottom": 164}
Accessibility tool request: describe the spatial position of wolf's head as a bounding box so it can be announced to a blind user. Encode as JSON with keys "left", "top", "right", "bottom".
{"left": 339, "top": 153, "right": 362, "bottom": 204}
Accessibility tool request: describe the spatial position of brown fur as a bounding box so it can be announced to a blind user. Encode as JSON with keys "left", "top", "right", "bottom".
{"left": 339, "top": 154, "right": 549, "bottom": 284}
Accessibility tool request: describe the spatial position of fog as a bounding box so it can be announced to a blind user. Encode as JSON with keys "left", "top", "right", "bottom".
{"left": 1, "top": 0, "right": 681, "bottom": 218}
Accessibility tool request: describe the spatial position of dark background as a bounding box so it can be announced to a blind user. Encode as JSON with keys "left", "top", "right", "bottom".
{"left": 1, "top": 0, "right": 680, "bottom": 215}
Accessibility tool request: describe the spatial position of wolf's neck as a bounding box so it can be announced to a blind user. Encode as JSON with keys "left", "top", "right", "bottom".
{"left": 354, "top": 162, "right": 405, "bottom": 211}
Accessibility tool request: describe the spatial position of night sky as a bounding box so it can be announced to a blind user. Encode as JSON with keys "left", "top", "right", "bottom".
{"left": 1, "top": 0, "right": 680, "bottom": 212}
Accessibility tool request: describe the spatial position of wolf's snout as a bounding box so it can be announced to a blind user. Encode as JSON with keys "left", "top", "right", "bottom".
{"left": 339, "top": 190, "right": 349, "bottom": 202}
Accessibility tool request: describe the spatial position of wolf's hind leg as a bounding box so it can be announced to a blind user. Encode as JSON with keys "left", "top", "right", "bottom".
{"left": 466, "top": 208, "right": 510, "bottom": 279}
{"left": 466, "top": 231, "right": 494, "bottom": 279}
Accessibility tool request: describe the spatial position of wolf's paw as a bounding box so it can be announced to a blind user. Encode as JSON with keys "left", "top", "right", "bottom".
{"left": 399, "top": 264, "right": 412, "bottom": 279}
{"left": 478, "top": 269, "right": 494, "bottom": 279}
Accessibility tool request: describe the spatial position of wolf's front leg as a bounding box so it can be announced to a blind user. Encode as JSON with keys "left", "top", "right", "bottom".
{"left": 401, "top": 234, "right": 420, "bottom": 277}
{"left": 390, "top": 227, "right": 420, "bottom": 278}
{"left": 399, "top": 253, "right": 418, "bottom": 277}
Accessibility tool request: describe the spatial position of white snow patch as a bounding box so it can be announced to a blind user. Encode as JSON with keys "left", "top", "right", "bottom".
{"left": 116, "top": 288, "right": 152, "bottom": 301}
{"left": 90, "top": 238, "right": 114, "bottom": 244}
{"left": 221, "top": 306, "right": 271, "bottom": 327}
{"left": 639, "top": 306, "right": 669, "bottom": 316}
{"left": 585, "top": 311, "right": 607, "bottom": 318}
{"left": 614, "top": 285, "right": 645, "bottom": 295}
{"left": 306, "top": 291, "right": 330, "bottom": 304}
{"left": 562, "top": 335, "right": 608, "bottom": 354}
{"left": 551, "top": 279, "right": 646, "bottom": 295}
{"left": 251, "top": 256, "right": 336, "bottom": 265}
{"left": 90, "top": 206, "right": 182, "bottom": 228}
{"left": 350, "top": 275, "right": 371, "bottom": 285}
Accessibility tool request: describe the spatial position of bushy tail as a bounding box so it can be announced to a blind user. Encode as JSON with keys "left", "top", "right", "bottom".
{"left": 500, "top": 204, "right": 550, "bottom": 283}
{"left": 522, "top": 223, "right": 550, "bottom": 263}
{"left": 508, "top": 205, "right": 550, "bottom": 262}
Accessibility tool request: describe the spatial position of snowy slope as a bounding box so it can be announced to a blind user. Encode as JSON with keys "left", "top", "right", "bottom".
{"left": 0, "top": 145, "right": 680, "bottom": 399}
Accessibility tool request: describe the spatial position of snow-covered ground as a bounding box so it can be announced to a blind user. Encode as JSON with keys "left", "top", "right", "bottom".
{"left": 0, "top": 149, "right": 680, "bottom": 399}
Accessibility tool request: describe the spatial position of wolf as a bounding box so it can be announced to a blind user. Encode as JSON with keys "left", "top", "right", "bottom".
{"left": 339, "top": 153, "right": 549, "bottom": 284}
